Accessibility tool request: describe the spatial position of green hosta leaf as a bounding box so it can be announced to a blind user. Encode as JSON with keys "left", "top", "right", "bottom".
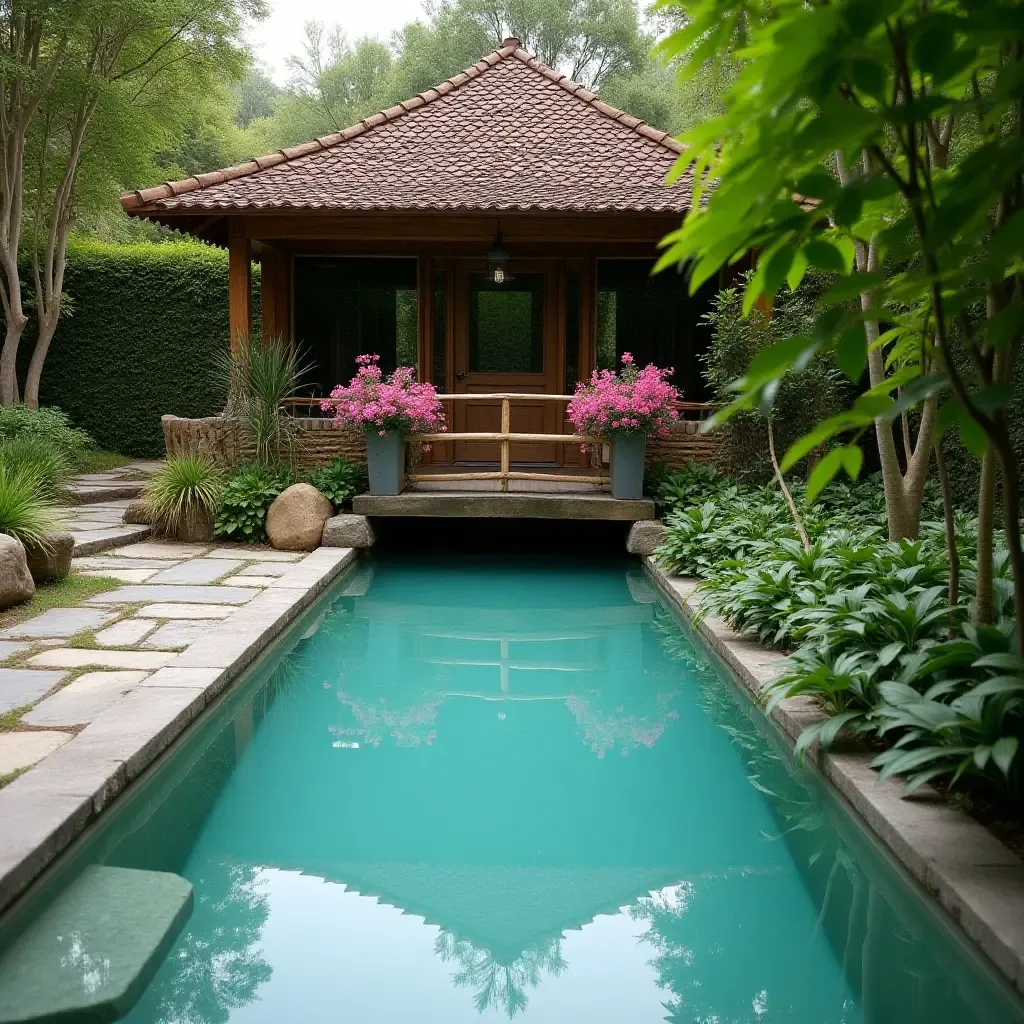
{"left": 974, "top": 652, "right": 1024, "bottom": 672}
{"left": 969, "top": 675, "right": 1024, "bottom": 698}
{"left": 793, "top": 711, "right": 863, "bottom": 759}
{"left": 992, "top": 736, "right": 1019, "bottom": 777}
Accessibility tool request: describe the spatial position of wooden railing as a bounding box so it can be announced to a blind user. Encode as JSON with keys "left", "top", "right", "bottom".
{"left": 409, "top": 393, "right": 606, "bottom": 492}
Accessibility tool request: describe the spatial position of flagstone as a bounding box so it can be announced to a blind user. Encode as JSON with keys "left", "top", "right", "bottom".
{"left": 205, "top": 547, "right": 302, "bottom": 562}
{"left": 21, "top": 671, "right": 149, "bottom": 727}
{"left": 79, "top": 568, "right": 159, "bottom": 584}
{"left": 143, "top": 621, "right": 216, "bottom": 649}
{"left": 26, "top": 649, "right": 177, "bottom": 671}
{"left": 75, "top": 557, "right": 182, "bottom": 571}
{"left": 226, "top": 575, "right": 279, "bottom": 587}
{"left": 139, "top": 603, "right": 235, "bottom": 620}
{"left": 109, "top": 542, "right": 210, "bottom": 559}
{"left": 0, "top": 669, "right": 67, "bottom": 712}
{"left": 95, "top": 620, "right": 158, "bottom": 647}
{"left": 0, "top": 732, "right": 71, "bottom": 775}
{"left": 0, "top": 641, "right": 30, "bottom": 662}
{"left": 146, "top": 558, "right": 243, "bottom": 585}
{"left": 0, "top": 608, "right": 117, "bottom": 640}
{"left": 235, "top": 563, "right": 291, "bottom": 577}
{"left": 86, "top": 585, "right": 257, "bottom": 605}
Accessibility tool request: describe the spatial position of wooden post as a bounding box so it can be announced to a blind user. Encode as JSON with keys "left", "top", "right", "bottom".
{"left": 228, "top": 220, "right": 252, "bottom": 352}
{"left": 500, "top": 398, "right": 510, "bottom": 492}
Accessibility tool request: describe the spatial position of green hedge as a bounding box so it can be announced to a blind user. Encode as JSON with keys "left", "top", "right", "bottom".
{"left": 29, "top": 238, "right": 260, "bottom": 457}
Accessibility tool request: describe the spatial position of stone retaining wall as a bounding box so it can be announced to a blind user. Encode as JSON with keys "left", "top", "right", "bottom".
{"left": 162, "top": 414, "right": 366, "bottom": 469}
{"left": 646, "top": 417, "right": 719, "bottom": 469}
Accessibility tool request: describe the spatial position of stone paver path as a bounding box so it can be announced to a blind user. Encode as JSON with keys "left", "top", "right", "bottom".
{"left": 0, "top": 537, "right": 304, "bottom": 780}
{"left": 57, "top": 461, "right": 164, "bottom": 556}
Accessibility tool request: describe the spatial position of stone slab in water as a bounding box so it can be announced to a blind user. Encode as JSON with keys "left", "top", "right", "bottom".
{"left": 0, "top": 865, "right": 193, "bottom": 1024}
{"left": 146, "top": 558, "right": 243, "bottom": 585}
{"left": 0, "top": 669, "right": 67, "bottom": 712}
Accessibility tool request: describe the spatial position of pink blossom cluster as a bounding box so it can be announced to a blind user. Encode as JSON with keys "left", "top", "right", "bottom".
{"left": 322, "top": 354, "right": 447, "bottom": 436}
{"left": 566, "top": 353, "right": 679, "bottom": 439}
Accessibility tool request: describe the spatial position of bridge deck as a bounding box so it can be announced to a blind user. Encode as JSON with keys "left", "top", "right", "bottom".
{"left": 352, "top": 491, "right": 655, "bottom": 521}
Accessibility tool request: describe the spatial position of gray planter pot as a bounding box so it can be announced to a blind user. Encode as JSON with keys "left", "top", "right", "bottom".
{"left": 365, "top": 429, "right": 406, "bottom": 495}
{"left": 609, "top": 433, "right": 646, "bottom": 499}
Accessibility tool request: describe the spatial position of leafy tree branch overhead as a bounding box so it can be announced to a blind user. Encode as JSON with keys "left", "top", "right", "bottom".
{"left": 655, "top": 0, "right": 1024, "bottom": 649}
{"left": 0, "top": 0, "right": 266, "bottom": 413}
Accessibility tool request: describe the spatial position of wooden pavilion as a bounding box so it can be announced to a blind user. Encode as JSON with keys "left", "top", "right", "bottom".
{"left": 124, "top": 37, "right": 719, "bottom": 498}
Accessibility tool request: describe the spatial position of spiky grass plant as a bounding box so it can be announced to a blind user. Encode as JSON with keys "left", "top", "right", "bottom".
{"left": 218, "top": 333, "right": 310, "bottom": 464}
{"left": 143, "top": 454, "right": 224, "bottom": 535}
{"left": 0, "top": 461, "right": 59, "bottom": 549}
{"left": 0, "top": 435, "right": 70, "bottom": 499}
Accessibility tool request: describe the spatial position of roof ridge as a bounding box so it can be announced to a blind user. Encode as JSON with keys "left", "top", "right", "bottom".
{"left": 121, "top": 40, "right": 685, "bottom": 213}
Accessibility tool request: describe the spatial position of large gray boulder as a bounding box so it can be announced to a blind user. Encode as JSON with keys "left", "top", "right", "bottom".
{"left": 321, "top": 514, "right": 375, "bottom": 549}
{"left": 25, "top": 531, "right": 74, "bottom": 583}
{"left": 0, "top": 534, "right": 35, "bottom": 608}
{"left": 266, "top": 483, "right": 333, "bottom": 551}
{"left": 626, "top": 519, "right": 667, "bottom": 557}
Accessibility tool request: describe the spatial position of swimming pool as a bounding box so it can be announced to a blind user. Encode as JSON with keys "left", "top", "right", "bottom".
{"left": 3, "top": 555, "right": 1023, "bottom": 1022}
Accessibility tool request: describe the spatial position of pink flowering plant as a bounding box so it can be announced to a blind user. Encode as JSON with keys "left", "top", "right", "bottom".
{"left": 566, "top": 353, "right": 679, "bottom": 439}
{"left": 322, "top": 354, "right": 446, "bottom": 437}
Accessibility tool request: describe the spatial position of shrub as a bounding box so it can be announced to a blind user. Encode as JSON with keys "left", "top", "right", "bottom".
{"left": 0, "top": 461, "right": 59, "bottom": 549}
{"left": 304, "top": 458, "right": 365, "bottom": 510}
{"left": 213, "top": 462, "right": 293, "bottom": 545}
{"left": 143, "top": 454, "right": 224, "bottom": 534}
{"left": 656, "top": 474, "right": 1020, "bottom": 808}
{"left": 220, "top": 333, "right": 308, "bottom": 464}
{"left": 702, "top": 278, "right": 848, "bottom": 482}
{"left": 26, "top": 238, "right": 261, "bottom": 457}
{"left": 0, "top": 406, "right": 95, "bottom": 470}
{"left": 0, "top": 436, "right": 70, "bottom": 499}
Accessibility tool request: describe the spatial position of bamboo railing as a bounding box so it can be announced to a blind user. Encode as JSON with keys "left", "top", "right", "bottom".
{"left": 408, "top": 393, "right": 607, "bottom": 492}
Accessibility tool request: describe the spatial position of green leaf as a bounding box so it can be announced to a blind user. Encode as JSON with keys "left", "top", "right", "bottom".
{"left": 807, "top": 445, "right": 862, "bottom": 501}
{"left": 879, "top": 374, "right": 949, "bottom": 423}
{"left": 959, "top": 414, "right": 988, "bottom": 458}
{"left": 992, "top": 737, "right": 1019, "bottom": 777}
{"left": 835, "top": 325, "right": 867, "bottom": 381}
{"left": 803, "top": 240, "right": 846, "bottom": 273}
{"left": 764, "top": 246, "right": 795, "bottom": 298}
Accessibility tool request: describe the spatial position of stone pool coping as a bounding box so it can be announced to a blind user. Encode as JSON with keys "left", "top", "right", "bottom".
{"left": 0, "top": 545, "right": 357, "bottom": 915}
{"left": 644, "top": 557, "right": 1024, "bottom": 998}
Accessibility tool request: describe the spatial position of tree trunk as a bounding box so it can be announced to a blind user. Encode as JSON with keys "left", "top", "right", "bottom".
{"left": 23, "top": 312, "right": 57, "bottom": 409}
{"left": 934, "top": 439, "right": 959, "bottom": 635}
{"left": 0, "top": 316, "right": 24, "bottom": 406}
{"left": 973, "top": 446, "right": 997, "bottom": 625}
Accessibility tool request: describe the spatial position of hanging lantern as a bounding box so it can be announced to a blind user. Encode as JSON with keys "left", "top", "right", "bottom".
{"left": 485, "top": 232, "right": 512, "bottom": 285}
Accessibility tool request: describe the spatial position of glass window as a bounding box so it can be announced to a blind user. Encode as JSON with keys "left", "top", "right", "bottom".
{"left": 293, "top": 257, "right": 418, "bottom": 395}
{"left": 596, "top": 259, "right": 717, "bottom": 401}
{"left": 433, "top": 269, "right": 447, "bottom": 388}
{"left": 468, "top": 273, "right": 544, "bottom": 374}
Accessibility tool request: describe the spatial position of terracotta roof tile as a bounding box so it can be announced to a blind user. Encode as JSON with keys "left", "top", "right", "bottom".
{"left": 122, "top": 42, "right": 692, "bottom": 216}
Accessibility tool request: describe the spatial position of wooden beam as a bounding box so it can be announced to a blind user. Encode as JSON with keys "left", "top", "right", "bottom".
{"left": 228, "top": 221, "right": 252, "bottom": 351}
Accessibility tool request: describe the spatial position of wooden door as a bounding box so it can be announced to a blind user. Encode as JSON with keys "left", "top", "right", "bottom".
{"left": 452, "top": 262, "right": 560, "bottom": 464}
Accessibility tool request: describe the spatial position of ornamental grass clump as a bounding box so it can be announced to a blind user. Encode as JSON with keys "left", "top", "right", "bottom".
{"left": 144, "top": 454, "right": 224, "bottom": 540}
{"left": 0, "top": 460, "right": 59, "bottom": 550}
{"left": 566, "top": 353, "right": 678, "bottom": 439}
{"left": 323, "top": 355, "right": 446, "bottom": 437}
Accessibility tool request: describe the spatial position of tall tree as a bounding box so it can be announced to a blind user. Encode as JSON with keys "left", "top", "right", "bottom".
{"left": 656, "top": 0, "right": 1024, "bottom": 645}
{"left": 5, "top": 0, "right": 264, "bottom": 409}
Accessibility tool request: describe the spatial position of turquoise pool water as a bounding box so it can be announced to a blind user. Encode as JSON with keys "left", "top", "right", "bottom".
{"left": 12, "top": 557, "right": 1024, "bottom": 1022}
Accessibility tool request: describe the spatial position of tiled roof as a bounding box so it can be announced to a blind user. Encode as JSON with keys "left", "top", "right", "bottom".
{"left": 122, "top": 39, "right": 691, "bottom": 216}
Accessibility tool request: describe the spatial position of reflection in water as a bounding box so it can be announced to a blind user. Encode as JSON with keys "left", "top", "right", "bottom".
{"left": 87, "top": 558, "right": 1024, "bottom": 1023}
{"left": 436, "top": 932, "right": 567, "bottom": 1017}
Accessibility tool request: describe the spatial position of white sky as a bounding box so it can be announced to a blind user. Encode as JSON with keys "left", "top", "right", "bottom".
{"left": 249, "top": 0, "right": 428, "bottom": 84}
